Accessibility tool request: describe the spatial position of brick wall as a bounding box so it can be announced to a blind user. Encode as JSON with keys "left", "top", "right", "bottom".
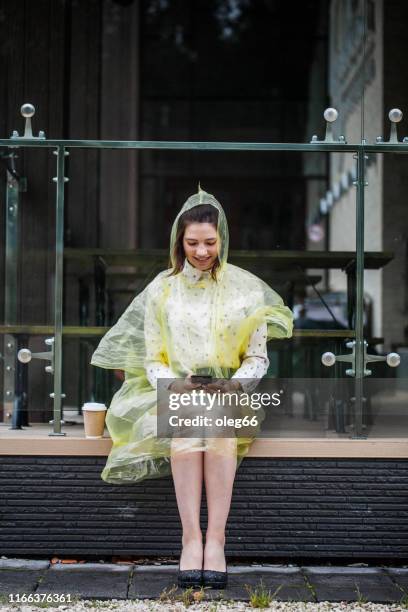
{"left": 1, "top": 456, "right": 407, "bottom": 560}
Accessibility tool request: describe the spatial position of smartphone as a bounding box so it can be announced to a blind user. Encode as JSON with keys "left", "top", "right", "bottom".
{"left": 191, "top": 375, "right": 213, "bottom": 385}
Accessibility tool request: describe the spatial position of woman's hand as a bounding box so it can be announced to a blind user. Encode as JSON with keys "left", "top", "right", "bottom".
{"left": 168, "top": 374, "right": 202, "bottom": 393}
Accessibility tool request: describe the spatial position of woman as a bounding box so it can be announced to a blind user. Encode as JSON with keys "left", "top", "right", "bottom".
{"left": 91, "top": 186, "right": 293, "bottom": 589}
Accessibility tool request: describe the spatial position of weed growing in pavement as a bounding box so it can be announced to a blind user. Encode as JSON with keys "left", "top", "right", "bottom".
{"left": 179, "top": 586, "right": 195, "bottom": 607}
{"left": 303, "top": 575, "right": 317, "bottom": 601}
{"left": 158, "top": 583, "right": 179, "bottom": 602}
{"left": 158, "top": 583, "right": 209, "bottom": 607}
{"left": 245, "top": 579, "right": 283, "bottom": 608}
{"left": 353, "top": 580, "right": 368, "bottom": 604}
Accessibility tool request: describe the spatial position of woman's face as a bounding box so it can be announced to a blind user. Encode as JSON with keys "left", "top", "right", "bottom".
{"left": 183, "top": 222, "right": 219, "bottom": 271}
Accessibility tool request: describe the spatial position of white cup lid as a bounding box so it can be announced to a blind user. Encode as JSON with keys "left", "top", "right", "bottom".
{"left": 82, "top": 402, "right": 107, "bottom": 411}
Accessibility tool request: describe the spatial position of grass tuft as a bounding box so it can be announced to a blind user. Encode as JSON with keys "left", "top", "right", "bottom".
{"left": 353, "top": 579, "right": 368, "bottom": 605}
{"left": 245, "top": 579, "right": 283, "bottom": 608}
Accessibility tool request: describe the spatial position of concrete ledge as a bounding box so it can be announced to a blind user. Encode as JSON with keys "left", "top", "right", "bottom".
{"left": 0, "top": 560, "right": 49, "bottom": 570}
{"left": 49, "top": 563, "right": 130, "bottom": 572}
{"left": 1, "top": 436, "right": 408, "bottom": 457}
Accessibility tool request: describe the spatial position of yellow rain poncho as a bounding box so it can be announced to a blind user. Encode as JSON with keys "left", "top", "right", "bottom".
{"left": 91, "top": 187, "right": 293, "bottom": 484}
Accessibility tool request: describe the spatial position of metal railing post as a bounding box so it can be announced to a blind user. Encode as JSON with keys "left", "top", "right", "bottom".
{"left": 353, "top": 147, "right": 367, "bottom": 438}
{"left": 49, "top": 145, "right": 68, "bottom": 436}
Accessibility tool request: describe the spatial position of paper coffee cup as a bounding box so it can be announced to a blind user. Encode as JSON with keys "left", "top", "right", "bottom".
{"left": 82, "top": 402, "right": 107, "bottom": 439}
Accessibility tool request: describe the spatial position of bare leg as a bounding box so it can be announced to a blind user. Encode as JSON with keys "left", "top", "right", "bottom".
{"left": 203, "top": 440, "right": 237, "bottom": 571}
{"left": 171, "top": 446, "right": 204, "bottom": 570}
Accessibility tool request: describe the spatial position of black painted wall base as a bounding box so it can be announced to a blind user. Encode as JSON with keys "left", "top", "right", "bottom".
{"left": 1, "top": 456, "right": 407, "bottom": 560}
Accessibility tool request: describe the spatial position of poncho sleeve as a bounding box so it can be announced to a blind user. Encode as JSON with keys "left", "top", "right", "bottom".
{"left": 90, "top": 293, "right": 146, "bottom": 375}
{"left": 265, "top": 302, "right": 294, "bottom": 339}
{"left": 90, "top": 271, "right": 170, "bottom": 376}
{"left": 232, "top": 323, "right": 269, "bottom": 392}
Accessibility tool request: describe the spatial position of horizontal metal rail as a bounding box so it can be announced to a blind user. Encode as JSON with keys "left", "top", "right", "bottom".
{"left": 2, "top": 138, "right": 408, "bottom": 154}
{"left": 0, "top": 139, "right": 367, "bottom": 152}
{"left": 0, "top": 325, "right": 356, "bottom": 338}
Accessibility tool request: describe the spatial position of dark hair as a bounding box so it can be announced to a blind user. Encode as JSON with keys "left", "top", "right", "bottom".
{"left": 169, "top": 204, "right": 220, "bottom": 280}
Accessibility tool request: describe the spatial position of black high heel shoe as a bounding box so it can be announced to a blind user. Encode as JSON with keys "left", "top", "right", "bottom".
{"left": 177, "top": 565, "right": 203, "bottom": 588}
{"left": 202, "top": 564, "right": 228, "bottom": 590}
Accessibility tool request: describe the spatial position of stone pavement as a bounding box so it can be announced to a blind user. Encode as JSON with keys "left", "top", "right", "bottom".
{"left": 0, "top": 559, "right": 408, "bottom": 605}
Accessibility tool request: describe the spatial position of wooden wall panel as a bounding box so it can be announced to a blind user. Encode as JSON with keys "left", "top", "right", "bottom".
{"left": 99, "top": 0, "right": 140, "bottom": 250}
{"left": 66, "top": 0, "right": 102, "bottom": 249}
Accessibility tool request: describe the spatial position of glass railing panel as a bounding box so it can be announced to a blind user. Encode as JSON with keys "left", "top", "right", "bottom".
{"left": 1, "top": 148, "right": 56, "bottom": 429}
{"left": 359, "top": 150, "right": 408, "bottom": 437}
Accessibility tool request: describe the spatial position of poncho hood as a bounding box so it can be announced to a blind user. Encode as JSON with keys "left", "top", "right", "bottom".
{"left": 169, "top": 184, "right": 229, "bottom": 275}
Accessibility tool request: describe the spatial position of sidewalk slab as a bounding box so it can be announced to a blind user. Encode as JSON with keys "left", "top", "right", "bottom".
{"left": 39, "top": 563, "right": 131, "bottom": 600}
{"left": 0, "top": 569, "right": 47, "bottom": 597}
{"left": 302, "top": 566, "right": 403, "bottom": 603}
{"left": 384, "top": 568, "right": 408, "bottom": 594}
{"left": 130, "top": 566, "right": 179, "bottom": 599}
{"left": 215, "top": 566, "right": 313, "bottom": 602}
